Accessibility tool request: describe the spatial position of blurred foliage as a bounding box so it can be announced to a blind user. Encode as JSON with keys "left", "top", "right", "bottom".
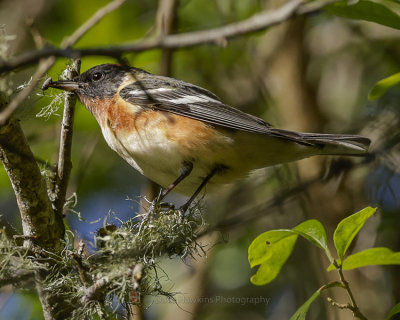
{"left": 327, "top": 0, "right": 400, "bottom": 30}
{"left": 369, "top": 72, "right": 400, "bottom": 100}
{"left": 0, "top": 0, "right": 400, "bottom": 319}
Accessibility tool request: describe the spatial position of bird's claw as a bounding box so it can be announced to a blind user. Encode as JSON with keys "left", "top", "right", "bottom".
{"left": 138, "top": 199, "right": 176, "bottom": 233}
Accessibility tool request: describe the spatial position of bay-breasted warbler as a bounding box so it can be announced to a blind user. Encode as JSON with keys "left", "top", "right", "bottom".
{"left": 43, "top": 64, "right": 370, "bottom": 211}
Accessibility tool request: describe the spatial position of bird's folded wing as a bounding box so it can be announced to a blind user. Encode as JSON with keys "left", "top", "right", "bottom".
{"left": 119, "top": 76, "right": 313, "bottom": 145}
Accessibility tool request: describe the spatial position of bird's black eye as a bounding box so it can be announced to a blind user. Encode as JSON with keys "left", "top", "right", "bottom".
{"left": 92, "top": 72, "right": 104, "bottom": 82}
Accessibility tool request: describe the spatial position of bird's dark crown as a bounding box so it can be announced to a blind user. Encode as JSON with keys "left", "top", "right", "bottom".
{"left": 73, "top": 64, "right": 147, "bottom": 99}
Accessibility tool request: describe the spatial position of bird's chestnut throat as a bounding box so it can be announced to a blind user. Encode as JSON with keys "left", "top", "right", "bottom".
{"left": 78, "top": 95, "right": 114, "bottom": 124}
{"left": 78, "top": 94, "right": 140, "bottom": 134}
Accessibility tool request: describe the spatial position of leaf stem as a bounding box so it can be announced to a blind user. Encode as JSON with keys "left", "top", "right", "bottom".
{"left": 333, "top": 261, "right": 368, "bottom": 320}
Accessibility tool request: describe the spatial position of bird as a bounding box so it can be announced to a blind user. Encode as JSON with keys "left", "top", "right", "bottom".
{"left": 43, "top": 63, "right": 371, "bottom": 212}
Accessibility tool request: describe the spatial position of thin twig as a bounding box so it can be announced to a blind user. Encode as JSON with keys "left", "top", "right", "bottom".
{"left": 338, "top": 268, "right": 368, "bottom": 319}
{"left": 81, "top": 264, "right": 144, "bottom": 304}
{"left": 327, "top": 297, "right": 368, "bottom": 319}
{"left": 0, "top": 0, "right": 127, "bottom": 125}
{"left": 72, "top": 240, "right": 92, "bottom": 287}
{"left": 0, "top": 0, "right": 341, "bottom": 74}
{"left": 62, "top": 0, "right": 126, "bottom": 47}
{"left": 52, "top": 59, "right": 81, "bottom": 217}
{"left": 327, "top": 297, "right": 356, "bottom": 310}
{"left": 26, "top": 18, "right": 46, "bottom": 49}
{"left": 0, "top": 58, "right": 55, "bottom": 125}
{"left": 332, "top": 261, "right": 368, "bottom": 320}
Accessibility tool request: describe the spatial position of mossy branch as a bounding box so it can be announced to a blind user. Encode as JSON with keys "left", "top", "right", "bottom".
{"left": 0, "top": 118, "right": 65, "bottom": 252}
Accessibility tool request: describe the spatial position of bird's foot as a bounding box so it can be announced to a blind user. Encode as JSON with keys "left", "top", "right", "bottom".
{"left": 177, "top": 203, "right": 190, "bottom": 224}
{"left": 138, "top": 199, "right": 175, "bottom": 233}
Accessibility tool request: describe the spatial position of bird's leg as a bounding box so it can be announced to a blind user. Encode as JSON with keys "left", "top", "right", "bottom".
{"left": 179, "top": 166, "right": 220, "bottom": 218}
{"left": 145, "top": 161, "right": 193, "bottom": 218}
{"left": 158, "top": 161, "right": 193, "bottom": 203}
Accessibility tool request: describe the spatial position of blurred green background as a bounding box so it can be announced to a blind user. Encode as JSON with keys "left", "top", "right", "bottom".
{"left": 1, "top": 0, "right": 400, "bottom": 319}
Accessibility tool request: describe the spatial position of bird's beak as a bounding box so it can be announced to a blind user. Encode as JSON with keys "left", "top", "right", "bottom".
{"left": 42, "top": 78, "right": 80, "bottom": 92}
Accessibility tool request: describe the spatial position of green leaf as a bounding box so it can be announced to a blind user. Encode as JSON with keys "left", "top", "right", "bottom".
{"left": 341, "top": 247, "right": 400, "bottom": 270}
{"left": 250, "top": 234, "right": 298, "bottom": 285}
{"left": 248, "top": 229, "right": 296, "bottom": 268}
{"left": 369, "top": 72, "right": 400, "bottom": 100}
{"left": 293, "top": 219, "right": 333, "bottom": 262}
{"left": 249, "top": 220, "right": 333, "bottom": 285}
{"left": 290, "top": 290, "right": 321, "bottom": 320}
{"left": 387, "top": 302, "right": 400, "bottom": 320}
{"left": 327, "top": 0, "right": 400, "bottom": 30}
{"left": 334, "top": 207, "right": 377, "bottom": 260}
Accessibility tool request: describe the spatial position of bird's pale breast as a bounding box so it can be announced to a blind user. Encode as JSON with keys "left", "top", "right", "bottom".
{"left": 82, "top": 95, "right": 314, "bottom": 195}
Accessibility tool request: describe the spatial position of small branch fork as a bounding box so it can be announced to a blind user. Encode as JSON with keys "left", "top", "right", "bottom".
{"left": 316, "top": 261, "right": 368, "bottom": 320}
{"left": 327, "top": 298, "right": 368, "bottom": 320}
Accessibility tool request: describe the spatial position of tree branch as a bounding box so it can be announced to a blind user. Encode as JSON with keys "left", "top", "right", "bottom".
{"left": 0, "top": 118, "right": 65, "bottom": 252}
{"left": 0, "top": 270, "right": 34, "bottom": 288}
{"left": 0, "top": 255, "right": 35, "bottom": 288}
{"left": 0, "top": 0, "right": 339, "bottom": 75}
{"left": 0, "top": 116, "right": 76, "bottom": 317}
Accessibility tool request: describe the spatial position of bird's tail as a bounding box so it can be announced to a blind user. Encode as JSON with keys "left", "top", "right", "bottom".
{"left": 271, "top": 129, "right": 371, "bottom": 156}
{"left": 301, "top": 132, "right": 370, "bottom": 156}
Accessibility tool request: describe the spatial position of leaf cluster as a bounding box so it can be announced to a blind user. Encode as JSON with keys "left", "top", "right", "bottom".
{"left": 248, "top": 207, "right": 400, "bottom": 319}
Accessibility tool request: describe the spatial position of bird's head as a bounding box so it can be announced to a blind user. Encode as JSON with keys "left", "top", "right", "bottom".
{"left": 43, "top": 63, "right": 144, "bottom": 100}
